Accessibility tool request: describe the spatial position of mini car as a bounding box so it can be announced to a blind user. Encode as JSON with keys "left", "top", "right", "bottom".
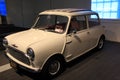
{"left": 3, "top": 8, "right": 105, "bottom": 78}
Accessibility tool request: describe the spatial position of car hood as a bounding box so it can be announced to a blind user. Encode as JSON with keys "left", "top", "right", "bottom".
{"left": 6, "top": 29, "right": 63, "bottom": 53}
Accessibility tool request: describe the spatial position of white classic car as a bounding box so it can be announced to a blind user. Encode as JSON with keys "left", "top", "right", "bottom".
{"left": 3, "top": 8, "right": 105, "bottom": 78}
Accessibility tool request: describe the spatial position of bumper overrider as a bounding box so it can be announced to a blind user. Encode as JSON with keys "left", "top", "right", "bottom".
{"left": 5, "top": 50, "right": 41, "bottom": 73}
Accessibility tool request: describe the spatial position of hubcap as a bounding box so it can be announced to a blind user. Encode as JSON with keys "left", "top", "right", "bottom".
{"left": 49, "top": 60, "right": 60, "bottom": 75}
{"left": 98, "top": 39, "right": 104, "bottom": 49}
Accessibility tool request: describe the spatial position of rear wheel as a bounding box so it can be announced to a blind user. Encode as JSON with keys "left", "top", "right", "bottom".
{"left": 96, "top": 36, "right": 105, "bottom": 50}
{"left": 41, "top": 56, "right": 65, "bottom": 79}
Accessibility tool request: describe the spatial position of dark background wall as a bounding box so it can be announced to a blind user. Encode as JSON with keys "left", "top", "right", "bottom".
{"left": 6, "top": 0, "right": 37, "bottom": 27}
{"left": 6, "top": 0, "right": 91, "bottom": 27}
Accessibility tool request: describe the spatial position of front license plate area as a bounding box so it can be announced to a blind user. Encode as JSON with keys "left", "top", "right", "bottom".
{"left": 10, "top": 61, "right": 18, "bottom": 70}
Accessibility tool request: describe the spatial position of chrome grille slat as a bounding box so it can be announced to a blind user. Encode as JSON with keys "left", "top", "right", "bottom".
{"left": 7, "top": 47, "right": 30, "bottom": 65}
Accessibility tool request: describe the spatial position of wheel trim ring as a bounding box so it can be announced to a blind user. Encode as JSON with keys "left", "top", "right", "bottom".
{"left": 98, "top": 39, "right": 103, "bottom": 49}
{"left": 48, "top": 60, "right": 61, "bottom": 75}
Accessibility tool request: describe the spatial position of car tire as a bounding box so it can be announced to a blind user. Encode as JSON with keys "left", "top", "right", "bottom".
{"left": 96, "top": 36, "right": 105, "bottom": 50}
{"left": 41, "top": 56, "right": 65, "bottom": 79}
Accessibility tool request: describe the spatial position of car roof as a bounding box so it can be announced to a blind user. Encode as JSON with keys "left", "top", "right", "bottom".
{"left": 39, "top": 8, "right": 97, "bottom": 16}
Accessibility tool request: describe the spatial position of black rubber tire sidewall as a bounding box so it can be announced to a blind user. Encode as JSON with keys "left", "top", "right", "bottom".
{"left": 41, "top": 56, "right": 65, "bottom": 79}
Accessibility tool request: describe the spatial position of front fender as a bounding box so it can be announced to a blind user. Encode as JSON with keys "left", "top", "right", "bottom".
{"left": 29, "top": 36, "right": 65, "bottom": 70}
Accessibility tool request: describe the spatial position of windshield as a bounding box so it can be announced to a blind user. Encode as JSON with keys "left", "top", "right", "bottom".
{"left": 33, "top": 15, "right": 68, "bottom": 33}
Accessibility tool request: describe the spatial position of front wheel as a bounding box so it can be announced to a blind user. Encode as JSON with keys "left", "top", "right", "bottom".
{"left": 41, "top": 56, "right": 65, "bottom": 79}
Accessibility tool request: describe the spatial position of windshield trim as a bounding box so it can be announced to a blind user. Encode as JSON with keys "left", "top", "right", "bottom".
{"left": 32, "top": 14, "right": 69, "bottom": 34}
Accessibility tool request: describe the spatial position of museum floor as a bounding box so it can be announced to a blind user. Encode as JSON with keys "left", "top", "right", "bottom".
{"left": 0, "top": 41, "right": 120, "bottom": 80}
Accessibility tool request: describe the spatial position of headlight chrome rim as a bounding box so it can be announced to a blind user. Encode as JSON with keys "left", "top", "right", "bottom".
{"left": 26, "top": 48, "right": 35, "bottom": 61}
{"left": 3, "top": 38, "right": 8, "bottom": 47}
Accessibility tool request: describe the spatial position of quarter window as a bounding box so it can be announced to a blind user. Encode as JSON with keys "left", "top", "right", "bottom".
{"left": 87, "top": 14, "right": 100, "bottom": 27}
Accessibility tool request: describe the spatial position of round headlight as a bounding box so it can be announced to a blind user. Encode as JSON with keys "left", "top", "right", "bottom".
{"left": 26, "top": 48, "right": 35, "bottom": 61}
{"left": 3, "top": 38, "right": 8, "bottom": 47}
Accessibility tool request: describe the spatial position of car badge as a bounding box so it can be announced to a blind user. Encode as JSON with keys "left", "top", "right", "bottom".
{"left": 12, "top": 44, "right": 18, "bottom": 48}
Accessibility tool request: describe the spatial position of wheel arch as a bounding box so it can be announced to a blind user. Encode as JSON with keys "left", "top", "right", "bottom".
{"left": 41, "top": 53, "right": 66, "bottom": 70}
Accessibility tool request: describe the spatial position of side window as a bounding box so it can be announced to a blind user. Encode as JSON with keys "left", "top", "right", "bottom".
{"left": 87, "top": 14, "right": 100, "bottom": 28}
{"left": 76, "top": 16, "right": 87, "bottom": 30}
{"left": 68, "top": 15, "right": 87, "bottom": 33}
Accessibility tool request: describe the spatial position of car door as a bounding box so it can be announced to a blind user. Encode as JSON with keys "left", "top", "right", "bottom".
{"left": 65, "top": 15, "right": 91, "bottom": 61}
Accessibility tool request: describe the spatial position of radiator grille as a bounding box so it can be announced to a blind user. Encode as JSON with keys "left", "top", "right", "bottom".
{"left": 7, "top": 47, "right": 30, "bottom": 65}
